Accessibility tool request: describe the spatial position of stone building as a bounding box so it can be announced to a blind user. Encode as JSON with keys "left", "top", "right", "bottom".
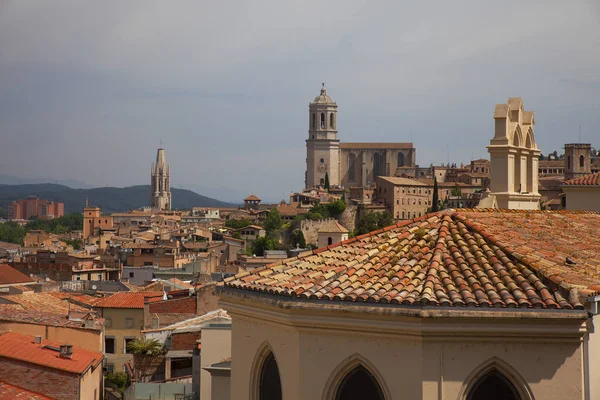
{"left": 151, "top": 148, "right": 172, "bottom": 211}
{"left": 219, "top": 209, "right": 600, "bottom": 400}
{"left": 561, "top": 172, "right": 600, "bottom": 211}
{"left": 564, "top": 143, "right": 591, "bottom": 180}
{"left": 486, "top": 97, "right": 540, "bottom": 209}
{"left": 305, "top": 85, "right": 415, "bottom": 189}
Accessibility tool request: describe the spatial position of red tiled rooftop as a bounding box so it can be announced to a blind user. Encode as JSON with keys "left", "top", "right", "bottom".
{"left": 93, "top": 292, "right": 164, "bottom": 309}
{"left": 0, "top": 293, "right": 89, "bottom": 314}
{"left": 244, "top": 195, "right": 261, "bottom": 201}
{"left": 0, "top": 382, "right": 53, "bottom": 399}
{"left": 0, "top": 309, "right": 103, "bottom": 330}
{"left": 0, "top": 264, "right": 35, "bottom": 285}
{"left": 0, "top": 331, "right": 103, "bottom": 374}
{"left": 224, "top": 210, "right": 600, "bottom": 309}
{"left": 563, "top": 172, "right": 600, "bottom": 186}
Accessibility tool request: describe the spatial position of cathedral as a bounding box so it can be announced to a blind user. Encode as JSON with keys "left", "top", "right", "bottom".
{"left": 151, "top": 148, "right": 172, "bottom": 210}
{"left": 305, "top": 85, "right": 415, "bottom": 189}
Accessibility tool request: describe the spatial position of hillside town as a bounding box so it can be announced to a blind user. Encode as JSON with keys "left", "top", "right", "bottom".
{"left": 1, "top": 3, "right": 600, "bottom": 399}
{"left": 0, "top": 89, "right": 599, "bottom": 400}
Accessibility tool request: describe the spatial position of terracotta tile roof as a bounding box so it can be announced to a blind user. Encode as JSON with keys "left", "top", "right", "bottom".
{"left": 0, "top": 264, "right": 36, "bottom": 285}
{"left": 93, "top": 292, "right": 164, "bottom": 309}
{"left": 562, "top": 172, "right": 600, "bottom": 186}
{"left": 47, "top": 292, "right": 102, "bottom": 307}
{"left": 0, "top": 382, "right": 53, "bottom": 399}
{"left": 317, "top": 220, "right": 349, "bottom": 234}
{"left": 244, "top": 195, "right": 261, "bottom": 201}
{"left": 0, "top": 309, "right": 102, "bottom": 330}
{"left": 224, "top": 210, "right": 600, "bottom": 309}
{"left": 0, "top": 293, "right": 89, "bottom": 314}
{"left": 0, "top": 331, "right": 103, "bottom": 374}
{"left": 276, "top": 204, "right": 309, "bottom": 217}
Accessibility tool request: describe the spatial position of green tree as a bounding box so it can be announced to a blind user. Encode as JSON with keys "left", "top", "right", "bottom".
{"left": 326, "top": 199, "right": 346, "bottom": 216}
{"left": 224, "top": 218, "right": 254, "bottom": 229}
{"left": 106, "top": 371, "right": 130, "bottom": 393}
{"left": 324, "top": 172, "right": 330, "bottom": 191}
{"left": 232, "top": 231, "right": 242, "bottom": 240}
{"left": 450, "top": 185, "right": 462, "bottom": 197}
{"left": 432, "top": 177, "right": 440, "bottom": 212}
{"left": 307, "top": 202, "right": 330, "bottom": 220}
{"left": 251, "top": 236, "right": 280, "bottom": 256}
{"left": 290, "top": 229, "right": 306, "bottom": 248}
{"left": 0, "top": 207, "right": 7, "bottom": 219}
{"left": 126, "top": 338, "right": 164, "bottom": 382}
{"left": 355, "top": 211, "right": 393, "bottom": 236}
{"left": 263, "top": 209, "right": 282, "bottom": 234}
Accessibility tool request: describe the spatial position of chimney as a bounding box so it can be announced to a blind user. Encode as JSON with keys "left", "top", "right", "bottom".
{"left": 34, "top": 336, "right": 43, "bottom": 344}
{"left": 59, "top": 345, "right": 73, "bottom": 359}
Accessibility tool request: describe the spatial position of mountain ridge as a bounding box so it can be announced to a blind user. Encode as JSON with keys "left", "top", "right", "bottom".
{"left": 0, "top": 184, "right": 234, "bottom": 213}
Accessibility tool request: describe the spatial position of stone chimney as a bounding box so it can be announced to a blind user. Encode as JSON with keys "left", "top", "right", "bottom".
{"left": 34, "top": 336, "right": 43, "bottom": 344}
{"left": 59, "top": 344, "right": 73, "bottom": 359}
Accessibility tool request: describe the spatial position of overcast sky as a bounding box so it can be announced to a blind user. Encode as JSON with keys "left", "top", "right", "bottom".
{"left": 1, "top": 1, "right": 599, "bottom": 202}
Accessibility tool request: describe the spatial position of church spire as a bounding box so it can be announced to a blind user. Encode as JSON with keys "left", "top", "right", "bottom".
{"left": 150, "top": 147, "right": 172, "bottom": 210}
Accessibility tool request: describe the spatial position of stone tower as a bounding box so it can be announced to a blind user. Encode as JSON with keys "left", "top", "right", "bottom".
{"left": 305, "top": 84, "right": 340, "bottom": 189}
{"left": 564, "top": 143, "right": 591, "bottom": 180}
{"left": 151, "top": 148, "right": 172, "bottom": 210}
{"left": 487, "top": 97, "right": 540, "bottom": 209}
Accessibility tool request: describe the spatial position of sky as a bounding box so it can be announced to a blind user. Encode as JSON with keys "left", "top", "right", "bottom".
{"left": 0, "top": 1, "right": 599, "bottom": 203}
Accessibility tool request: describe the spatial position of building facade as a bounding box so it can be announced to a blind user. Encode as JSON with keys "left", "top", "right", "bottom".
{"left": 305, "top": 85, "right": 415, "bottom": 189}
{"left": 83, "top": 203, "right": 114, "bottom": 239}
{"left": 564, "top": 143, "right": 591, "bottom": 180}
{"left": 151, "top": 148, "right": 172, "bottom": 211}
{"left": 7, "top": 197, "right": 64, "bottom": 221}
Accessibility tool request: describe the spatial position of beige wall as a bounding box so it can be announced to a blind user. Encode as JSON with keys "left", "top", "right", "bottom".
{"left": 587, "top": 306, "right": 600, "bottom": 400}
{"left": 222, "top": 296, "right": 586, "bottom": 400}
{"left": 79, "top": 362, "right": 103, "bottom": 400}
{"left": 0, "top": 321, "right": 103, "bottom": 352}
{"left": 98, "top": 308, "right": 145, "bottom": 372}
{"left": 200, "top": 325, "right": 232, "bottom": 400}
{"left": 211, "top": 373, "right": 231, "bottom": 400}
{"left": 318, "top": 232, "right": 348, "bottom": 248}
{"left": 563, "top": 187, "right": 600, "bottom": 211}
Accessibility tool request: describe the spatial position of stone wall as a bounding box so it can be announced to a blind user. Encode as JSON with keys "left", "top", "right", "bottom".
{"left": 300, "top": 218, "right": 338, "bottom": 247}
{"left": 338, "top": 205, "right": 357, "bottom": 231}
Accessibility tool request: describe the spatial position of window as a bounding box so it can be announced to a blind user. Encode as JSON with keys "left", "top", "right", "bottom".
{"left": 105, "top": 317, "right": 112, "bottom": 328}
{"left": 259, "top": 352, "right": 282, "bottom": 400}
{"left": 330, "top": 113, "right": 335, "bottom": 129}
{"left": 328, "top": 237, "right": 333, "bottom": 245}
{"left": 124, "top": 338, "right": 135, "bottom": 354}
{"left": 567, "top": 156, "right": 571, "bottom": 169}
{"left": 397, "top": 152, "right": 405, "bottom": 167}
{"left": 321, "top": 113, "right": 325, "bottom": 128}
{"left": 105, "top": 337, "right": 115, "bottom": 354}
{"left": 106, "top": 364, "right": 115, "bottom": 373}
{"left": 144, "top": 262, "right": 153, "bottom": 266}
{"left": 402, "top": 199, "right": 405, "bottom": 205}
{"left": 335, "top": 365, "right": 384, "bottom": 400}
{"left": 320, "top": 158, "right": 325, "bottom": 164}
{"left": 129, "top": 272, "right": 134, "bottom": 278}
{"left": 402, "top": 211, "right": 405, "bottom": 219}
{"left": 125, "top": 318, "right": 134, "bottom": 329}
{"left": 580, "top": 155, "right": 585, "bottom": 168}
{"left": 466, "top": 371, "right": 520, "bottom": 400}
{"left": 312, "top": 113, "right": 316, "bottom": 129}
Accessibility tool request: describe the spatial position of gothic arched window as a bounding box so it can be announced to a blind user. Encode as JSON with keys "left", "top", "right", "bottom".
{"left": 397, "top": 152, "right": 405, "bottom": 167}
{"left": 580, "top": 155, "right": 585, "bottom": 168}
{"left": 466, "top": 370, "right": 520, "bottom": 400}
{"left": 330, "top": 113, "right": 335, "bottom": 129}
{"left": 335, "top": 365, "right": 384, "bottom": 400}
{"left": 348, "top": 154, "right": 356, "bottom": 182}
{"left": 321, "top": 113, "right": 326, "bottom": 128}
{"left": 312, "top": 113, "right": 316, "bottom": 130}
{"left": 259, "top": 352, "right": 282, "bottom": 400}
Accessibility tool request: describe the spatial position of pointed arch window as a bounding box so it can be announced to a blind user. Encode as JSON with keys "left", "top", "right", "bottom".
{"left": 397, "top": 152, "right": 405, "bottom": 167}
{"left": 335, "top": 365, "right": 384, "bottom": 400}
{"left": 348, "top": 154, "right": 356, "bottom": 182}
{"left": 321, "top": 113, "right": 326, "bottom": 128}
{"left": 466, "top": 370, "right": 520, "bottom": 400}
{"left": 259, "top": 352, "right": 282, "bottom": 400}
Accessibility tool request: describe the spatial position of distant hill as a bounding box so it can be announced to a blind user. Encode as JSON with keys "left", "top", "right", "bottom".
{"left": 0, "top": 184, "right": 232, "bottom": 213}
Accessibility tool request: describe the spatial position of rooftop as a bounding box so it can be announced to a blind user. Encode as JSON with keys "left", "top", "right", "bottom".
{"left": 0, "top": 264, "right": 36, "bottom": 285}
{"left": 563, "top": 172, "right": 600, "bottom": 186}
{"left": 224, "top": 210, "right": 600, "bottom": 309}
{"left": 317, "top": 220, "right": 349, "bottom": 234}
{"left": 93, "top": 292, "right": 164, "bottom": 309}
{"left": 0, "top": 293, "right": 90, "bottom": 314}
{"left": 0, "top": 381, "right": 53, "bottom": 399}
{"left": 340, "top": 143, "right": 413, "bottom": 150}
{"left": 0, "top": 331, "right": 103, "bottom": 374}
{"left": 0, "top": 309, "right": 103, "bottom": 330}
{"left": 244, "top": 195, "right": 261, "bottom": 202}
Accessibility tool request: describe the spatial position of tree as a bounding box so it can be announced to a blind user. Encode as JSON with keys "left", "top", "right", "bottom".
{"left": 126, "top": 337, "right": 165, "bottom": 382}
{"left": 355, "top": 211, "right": 393, "bottom": 236}
{"left": 251, "top": 236, "right": 280, "bottom": 256}
{"left": 263, "top": 209, "right": 282, "bottom": 234}
{"left": 106, "top": 372, "right": 130, "bottom": 393}
{"left": 324, "top": 172, "right": 330, "bottom": 191}
{"left": 0, "top": 207, "right": 7, "bottom": 219}
{"left": 326, "top": 199, "right": 346, "bottom": 216}
{"left": 450, "top": 185, "right": 462, "bottom": 197}
{"left": 290, "top": 229, "right": 306, "bottom": 248}
{"left": 224, "top": 218, "right": 254, "bottom": 229}
{"left": 432, "top": 177, "right": 440, "bottom": 212}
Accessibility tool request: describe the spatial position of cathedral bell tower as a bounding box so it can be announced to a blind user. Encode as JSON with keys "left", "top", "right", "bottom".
{"left": 151, "top": 148, "right": 172, "bottom": 211}
{"left": 305, "top": 84, "right": 340, "bottom": 189}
